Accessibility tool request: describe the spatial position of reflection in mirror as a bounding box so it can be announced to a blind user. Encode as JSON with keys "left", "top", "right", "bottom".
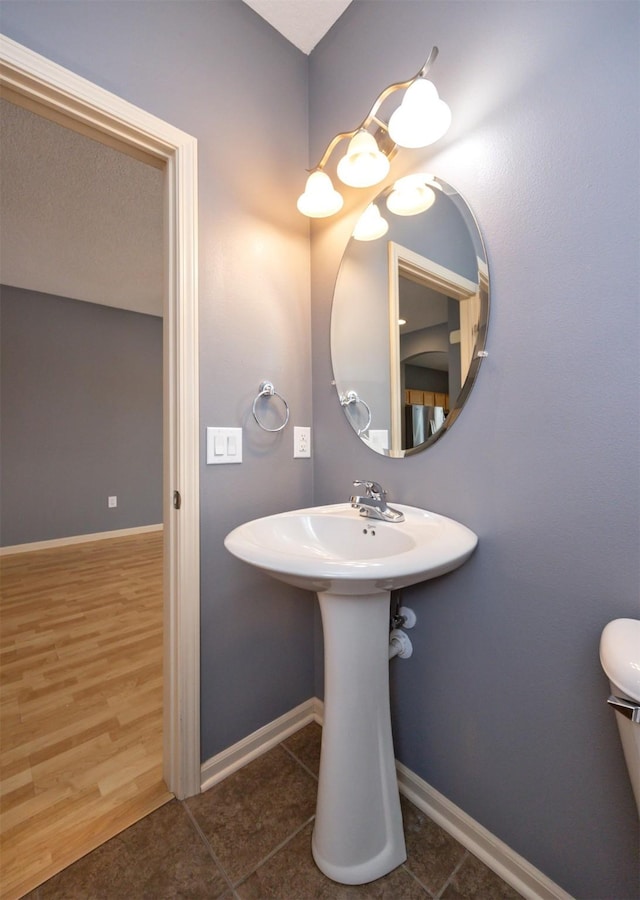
{"left": 331, "top": 175, "right": 489, "bottom": 457}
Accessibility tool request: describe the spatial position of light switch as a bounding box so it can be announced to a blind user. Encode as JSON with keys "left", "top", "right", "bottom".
{"left": 207, "top": 427, "right": 243, "bottom": 464}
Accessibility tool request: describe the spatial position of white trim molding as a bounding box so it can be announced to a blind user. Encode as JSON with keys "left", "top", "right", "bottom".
{"left": 201, "top": 699, "right": 572, "bottom": 900}
{"left": 396, "top": 763, "right": 573, "bottom": 900}
{"left": 0, "top": 35, "right": 201, "bottom": 800}
{"left": 0, "top": 524, "right": 163, "bottom": 556}
{"left": 200, "top": 698, "right": 323, "bottom": 792}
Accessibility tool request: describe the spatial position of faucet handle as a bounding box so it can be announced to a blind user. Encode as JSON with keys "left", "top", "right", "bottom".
{"left": 353, "top": 479, "right": 386, "bottom": 498}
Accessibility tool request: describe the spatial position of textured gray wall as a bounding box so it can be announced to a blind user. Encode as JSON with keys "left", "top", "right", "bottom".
{"left": 3, "top": 2, "right": 639, "bottom": 896}
{"left": 0, "top": 1, "right": 315, "bottom": 759}
{"left": 309, "top": 2, "right": 639, "bottom": 897}
{"left": 0, "top": 286, "right": 162, "bottom": 545}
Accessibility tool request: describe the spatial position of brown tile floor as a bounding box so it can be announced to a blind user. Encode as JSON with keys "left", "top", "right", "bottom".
{"left": 25, "top": 723, "right": 522, "bottom": 899}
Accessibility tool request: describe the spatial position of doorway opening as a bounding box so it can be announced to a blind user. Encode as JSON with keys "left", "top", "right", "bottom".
{"left": 0, "top": 32, "right": 200, "bottom": 894}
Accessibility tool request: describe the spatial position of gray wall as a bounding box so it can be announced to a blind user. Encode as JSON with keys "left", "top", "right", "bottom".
{"left": 0, "top": 1, "right": 315, "bottom": 760}
{"left": 3, "top": 2, "right": 639, "bottom": 897}
{"left": 331, "top": 242, "right": 392, "bottom": 436}
{"left": 309, "top": 2, "right": 639, "bottom": 898}
{"left": 0, "top": 286, "right": 162, "bottom": 545}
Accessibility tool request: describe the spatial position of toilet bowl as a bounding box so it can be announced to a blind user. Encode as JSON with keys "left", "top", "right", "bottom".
{"left": 600, "top": 618, "right": 640, "bottom": 817}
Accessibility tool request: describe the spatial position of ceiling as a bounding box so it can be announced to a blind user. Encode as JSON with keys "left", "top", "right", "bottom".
{"left": 0, "top": 3, "right": 352, "bottom": 315}
{"left": 242, "top": 0, "right": 352, "bottom": 54}
{"left": 0, "top": 98, "right": 164, "bottom": 316}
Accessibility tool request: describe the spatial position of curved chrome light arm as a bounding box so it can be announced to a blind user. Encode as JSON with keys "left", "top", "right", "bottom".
{"left": 310, "top": 47, "right": 439, "bottom": 173}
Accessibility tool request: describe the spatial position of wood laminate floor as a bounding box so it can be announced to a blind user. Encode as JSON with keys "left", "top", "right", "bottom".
{"left": 0, "top": 531, "right": 172, "bottom": 900}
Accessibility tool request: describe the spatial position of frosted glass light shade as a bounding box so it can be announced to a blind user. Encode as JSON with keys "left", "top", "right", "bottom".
{"left": 352, "top": 203, "right": 389, "bottom": 242}
{"left": 386, "top": 174, "right": 436, "bottom": 216}
{"left": 297, "top": 171, "right": 344, "bottom": 218}
{"left": 337, "top": 131, "right": 390, "bottom": 188}
{"left": 388, "top": 79, "right": 451, "bottom": 149}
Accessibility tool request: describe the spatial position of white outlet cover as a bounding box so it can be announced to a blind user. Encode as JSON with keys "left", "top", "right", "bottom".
{"left": 294, "top": 426, "right": 311, "bottom": 458}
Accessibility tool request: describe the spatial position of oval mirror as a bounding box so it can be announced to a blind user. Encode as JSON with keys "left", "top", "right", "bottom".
{"left": 331, "top": 175, "right": 489, "bottom": 457}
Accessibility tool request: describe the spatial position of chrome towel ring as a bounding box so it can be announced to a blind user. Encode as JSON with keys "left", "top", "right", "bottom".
{"left": 340, "top": 390, "right": 372, "bottom": 435}
{"left": 252, "top": 381, "right": 290, "bottom": 432}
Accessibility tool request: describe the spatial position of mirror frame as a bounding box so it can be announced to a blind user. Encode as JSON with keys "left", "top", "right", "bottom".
{"left": 331, "top": 175, "right": 490, "bottom": 457}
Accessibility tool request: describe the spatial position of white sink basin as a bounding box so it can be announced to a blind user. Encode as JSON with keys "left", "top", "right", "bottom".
{"left": 224, "top": 502, "right": 478, "bottom": 595}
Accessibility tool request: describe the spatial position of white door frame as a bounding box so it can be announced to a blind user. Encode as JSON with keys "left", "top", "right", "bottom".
{"left": 0, "top": 35, "right": 201, "bottom": 799}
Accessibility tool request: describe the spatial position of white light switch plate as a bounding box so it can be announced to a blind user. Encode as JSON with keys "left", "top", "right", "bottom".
{"left": 207, "top": 427, "right": 243, "bottom": 464}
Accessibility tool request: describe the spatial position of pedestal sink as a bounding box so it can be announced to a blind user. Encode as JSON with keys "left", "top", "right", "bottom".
{"left": 224, "top": 503, "right": 477, "bottom": 884}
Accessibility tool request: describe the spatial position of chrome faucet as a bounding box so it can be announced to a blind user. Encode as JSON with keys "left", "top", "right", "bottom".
{"left": 350, "top": 480, "right": 405, "bottom": 523}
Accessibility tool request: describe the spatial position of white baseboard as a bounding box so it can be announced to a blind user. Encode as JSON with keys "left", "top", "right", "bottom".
{"left": 201, "top": 698, "right": 572, "bottom": 900}
{"left": 200, "top": 697, "right": 322, "bottom": 793}
{"left": 395, "top": 763, "right": 572, "bottom": 900}
{"left": 0, "top": 523, "right": 163, "bottom": 556}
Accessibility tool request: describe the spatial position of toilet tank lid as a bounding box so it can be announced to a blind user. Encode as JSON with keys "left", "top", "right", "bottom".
{"left": 600, "top": 618, "right": 640, "bottom": 702}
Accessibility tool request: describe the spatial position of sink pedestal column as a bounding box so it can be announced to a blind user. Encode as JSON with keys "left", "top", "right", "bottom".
{"left": 312, "top": 589, "right": 406, "bottom": 885}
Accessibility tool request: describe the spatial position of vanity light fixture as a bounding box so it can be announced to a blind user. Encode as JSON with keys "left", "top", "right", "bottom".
{"left": 386, "top": 173, "right": 436, "bottom": 216}
{"left": 353, "top": 173, "right": 437, "bottom": 241}
{"left": 336, "top": 130, "right": 390, "bottom": 188}
{"left": 296, "top": 170, "right": 344, "bottom": 217}
{"left": 297, "top": 47, "right": 450, "bottom": 218}
{"left": 387, "top": 79, "right": 451, "bottom": 149}
{"left": 352, "top": 202, "right": 389, "bottom": 242}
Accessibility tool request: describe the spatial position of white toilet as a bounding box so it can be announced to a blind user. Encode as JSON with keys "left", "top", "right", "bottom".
{"left": 600, "top": 618, "right": 640, "bottom": 817}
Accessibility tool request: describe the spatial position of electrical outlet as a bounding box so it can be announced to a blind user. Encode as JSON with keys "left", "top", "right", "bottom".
{"left": 294, "top": 426, "right": 311, "bottom": 458}
{"left": 108, "top": 496, "right": 117, "bottom": 508}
